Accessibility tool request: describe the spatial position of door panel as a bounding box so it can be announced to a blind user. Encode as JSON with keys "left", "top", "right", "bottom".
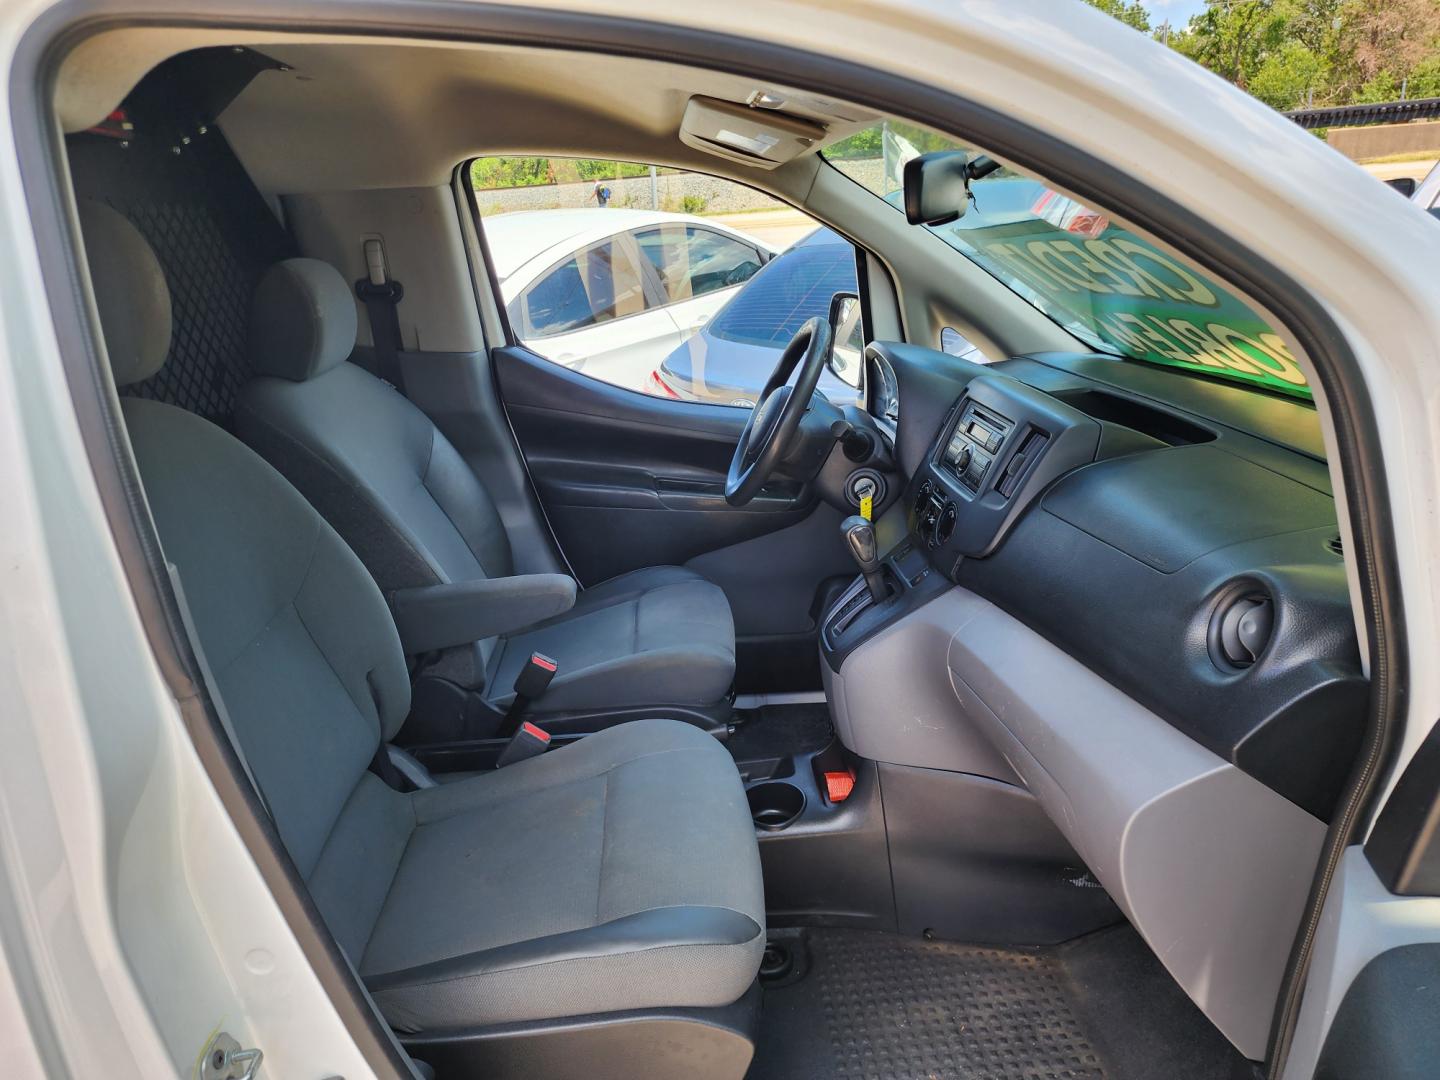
{"left": 495, "top": 345, "right": 859, "bottom": 688}
{"left": 497, "top": 345, "right": 812, "bottom": 582}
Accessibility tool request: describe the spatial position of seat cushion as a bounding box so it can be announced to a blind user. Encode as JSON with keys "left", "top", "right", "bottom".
{"left": 359, "top": 720, "right": 765, "bottom": 1031}
{"left": 486, "top": 566, "right": 736, "bottom": 712}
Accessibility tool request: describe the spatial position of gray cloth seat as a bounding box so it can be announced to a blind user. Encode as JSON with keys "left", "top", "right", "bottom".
{"left": 232, "top": 258, "right": 735, "bottom": 714}
{"left": 80, "top": 202, "right": 765, "bottom": 1033}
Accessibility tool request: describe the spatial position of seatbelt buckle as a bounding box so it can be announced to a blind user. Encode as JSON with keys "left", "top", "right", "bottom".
{"left": 503, "top": 651, "right": 558, "bottom": 731}
{"left": 496, "top": 721, "right": 551, "bottom": 768}
{"left": 513, "top": 652, "right": 558, "bottom": 703}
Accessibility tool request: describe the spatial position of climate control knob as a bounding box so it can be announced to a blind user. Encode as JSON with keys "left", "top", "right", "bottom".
{"left": 936, "top": 502, "right": 958, "bottom": 546}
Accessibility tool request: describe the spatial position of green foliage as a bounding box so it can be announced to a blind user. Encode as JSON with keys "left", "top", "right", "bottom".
{"left": 469, "top": 156, "right": 550, "bottom": 190}
{"left": 826, "top": 127, "right": 882, "bottom": 160}
{"left": 469, "top": 157, "right": 654, "bottom": 190}
{"left": 1082, "top": 0, "right": 1151, "bottom": 33}
{"left": 827, "top": 120, "right": 962, "bottom": 160}
{"left": 660, "top": 193, "right": 711, "bottom": 214}
{"left": 1085, "top": 0, "right": 1440, "bottom": 113}
{"left": 1169, "top": 0, "right": 1288, "bottom": 89}
{"left": 1353, "top": 70, "right": 1401, "bottom": 105}
{"left": 1250, "top": 40, "right": 1325, "bottom": 109}
{"left": 1410, "top": 56, "right": 1440, "bottom": 101}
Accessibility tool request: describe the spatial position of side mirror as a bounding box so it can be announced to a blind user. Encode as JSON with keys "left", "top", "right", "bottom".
{"left": 903, "top": 151, "right": 971, "bottom": 225}
{"left": 826, "top": 292, "right": 864, "bottom": 390}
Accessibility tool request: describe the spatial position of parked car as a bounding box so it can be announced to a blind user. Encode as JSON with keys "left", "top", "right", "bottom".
{"left": 651, "top": 226, "right": 859, "bottom": 405}
{"left": 485, "top": 208, "right": 774, "bottom": 391}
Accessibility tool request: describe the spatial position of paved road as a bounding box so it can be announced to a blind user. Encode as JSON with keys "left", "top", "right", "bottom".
{"left": 707, "top": 208, "right": 819, "bottom": 252}
{"left": 1363, "top": 159, "right": 1437, "bottom": 184}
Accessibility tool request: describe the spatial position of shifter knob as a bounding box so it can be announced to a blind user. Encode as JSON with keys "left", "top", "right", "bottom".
{"left": 841, "top": 515, "right": 879, "bottom": 572}
{"left": 841, "top": 515, "right": 888, "bottom": 604}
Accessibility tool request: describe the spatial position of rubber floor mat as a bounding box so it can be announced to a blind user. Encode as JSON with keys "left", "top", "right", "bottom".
{"left": 748, "top": 927, "right": 1253, "bottom": 1080}
{"left": 727, "top": 703, "right": 835, "bottom": 764}
{"left": 752, "top": 929, "right": 1101, "bottom": 1080}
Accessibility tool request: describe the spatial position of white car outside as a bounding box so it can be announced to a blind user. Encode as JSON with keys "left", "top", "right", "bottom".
{"left": 484, "top": 207, "right": 775, "bottom": 391}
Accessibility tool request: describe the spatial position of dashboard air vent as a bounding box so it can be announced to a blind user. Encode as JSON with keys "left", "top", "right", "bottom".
{"left": 1210, "top": 592, "right": 1274, "bottom": 670}
{"left": 1326, "top": 535, "right": 1343, "bottom": 557}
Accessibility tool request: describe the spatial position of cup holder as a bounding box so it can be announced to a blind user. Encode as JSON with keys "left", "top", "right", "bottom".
{"left": 748, "top": 781, "right": 805, "bottom": 831}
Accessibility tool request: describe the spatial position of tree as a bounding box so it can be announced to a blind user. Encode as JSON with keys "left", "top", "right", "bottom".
{"left": 469, "top": 157, "right": 653, "bottom": 190}
{"left": 1145, "top": 0, "right": 1440, "bottom": 109}
{"left": 1249, "top": 40, "right": 1325, "bottom": 108}
{"left": 1408, "top": 54, "right": 1440, "bottom": 100}
{"left": 1171, "top": 1, "right": 1289, "bottom": 90}
{"left": 1343, "top": 0, "right": 1440, "bottom": 88}
{"left": 1082, "top": 0, "right": 1151, "bottom": 32}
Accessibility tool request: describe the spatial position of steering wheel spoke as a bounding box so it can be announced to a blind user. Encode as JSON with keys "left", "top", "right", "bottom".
{"left": 725, "top": 317, "right": 832, "bottom": 506}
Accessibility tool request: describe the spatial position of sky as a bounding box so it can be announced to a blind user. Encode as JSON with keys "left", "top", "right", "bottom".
{"left": 1141, "top": 0, "right": 1209, "bottom": 29}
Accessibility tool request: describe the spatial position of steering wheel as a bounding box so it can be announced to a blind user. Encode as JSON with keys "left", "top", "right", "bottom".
{"left": 725, "top": 316, "right": 833, "bottom": 506}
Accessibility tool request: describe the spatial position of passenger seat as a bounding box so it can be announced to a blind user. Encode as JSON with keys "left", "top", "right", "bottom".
{"left": 232, "top": 258, "right": 736, "bottom": 734}
{"left": 79, "top": 201, "right": 765, "bottom": 1076}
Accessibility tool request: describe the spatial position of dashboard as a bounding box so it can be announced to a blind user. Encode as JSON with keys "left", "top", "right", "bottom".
{"left": 822, "top": 340, "right": 1366, "bottom": 1058}
{"left": 854, "top": 341, "right": 1365, "bottom": 823}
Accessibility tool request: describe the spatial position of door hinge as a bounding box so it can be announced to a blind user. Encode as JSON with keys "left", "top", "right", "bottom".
{"left": 200, "top": 1031, "right": 263, "bottom": 1080}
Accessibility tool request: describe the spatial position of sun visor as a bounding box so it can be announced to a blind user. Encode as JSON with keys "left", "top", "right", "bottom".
{"left": 679, "top": 96, "right": 826, "bottom": 170}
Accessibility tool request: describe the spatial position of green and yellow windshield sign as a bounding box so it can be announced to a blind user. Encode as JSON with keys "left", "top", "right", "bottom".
{"left": 937, "top": 181, "right": 1311, "bottom": 400}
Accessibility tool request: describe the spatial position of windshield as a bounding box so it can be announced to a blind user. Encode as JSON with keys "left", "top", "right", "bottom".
{"left": 826, "top": 122, "right": 1310, "bottom": 400}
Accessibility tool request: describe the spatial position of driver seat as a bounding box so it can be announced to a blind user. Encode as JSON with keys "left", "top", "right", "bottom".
{"left": 234, "top": 258, "right": 735, "bottom": 732}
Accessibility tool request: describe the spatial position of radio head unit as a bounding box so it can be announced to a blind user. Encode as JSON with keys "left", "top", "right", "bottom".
{"left": 910, "top": 373, "right": 1102, "bottom": 564}
{"left": 941, "top": 401, "right": 1013, "bottom": 492}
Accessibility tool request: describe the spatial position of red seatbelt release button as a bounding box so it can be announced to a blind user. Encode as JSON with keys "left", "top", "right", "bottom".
{"left": 513, "top": 651, "right": 558, "bottom": 701}
{"left": 497, "top": 721, "right": 552, "bottom": 768}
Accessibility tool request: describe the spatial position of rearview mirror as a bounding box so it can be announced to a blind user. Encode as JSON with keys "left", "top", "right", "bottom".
{"left": 826, "top": 292, "right": 863, "bottom": 390}
{"left": 903, "top": 151, "right": 971, "bottom": 226}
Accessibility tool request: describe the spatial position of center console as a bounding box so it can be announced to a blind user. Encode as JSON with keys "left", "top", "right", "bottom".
{"left": 803, "top": 372, "right": 1118, "bottom": 948}
{"left": 910, "top": 373, "right": 1099, "bottom": 567}
{"left": 820, "top": 373, "right": 1100, "bottom": 669}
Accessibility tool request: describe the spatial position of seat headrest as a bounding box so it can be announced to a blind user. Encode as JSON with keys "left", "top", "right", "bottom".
{"left": 249, "top": 258, "right": 358, "bottom": 382}
{"left": 78, "top": 201, "right": 172, "bottom": 387}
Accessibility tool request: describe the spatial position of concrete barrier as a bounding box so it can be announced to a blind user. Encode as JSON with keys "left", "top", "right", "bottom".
{"left": 1327, "top": 119, "right": 1440, "bottom": 162}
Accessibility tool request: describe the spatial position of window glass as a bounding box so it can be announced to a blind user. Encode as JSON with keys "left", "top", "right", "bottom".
{"left": 707, "top": 228, "right": 857, "bottom": 348}
{"left": 522, "top": 239, "right": 646, "bottom": 338}
{"left": 471, "top": 155, "right": 844, "bottom": 404}
{"left": 825, "top": 122, "right": 1309, "bottom": 400}
{"left": 940, "top": 327, "right": 983, "bottom": 361}
{"left": 636, "top": 225, "right": 763, "bottom": 304}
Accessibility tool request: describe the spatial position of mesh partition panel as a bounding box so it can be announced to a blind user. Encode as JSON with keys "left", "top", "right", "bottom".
{"left": 69, "top": 111, "right": 295, "bottom": 425}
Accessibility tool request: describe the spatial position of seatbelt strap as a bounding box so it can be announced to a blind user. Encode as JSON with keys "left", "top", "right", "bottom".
{"left": 165, "top": 563, "right": 273, "bottom": 819}
{"left": 355, "top": 237, "right": 407, "bottom": 394}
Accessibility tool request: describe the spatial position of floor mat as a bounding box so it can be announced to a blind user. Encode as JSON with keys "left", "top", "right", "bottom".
{"left": 748, "top": 927, "right": 1254, "bottom": 1080}
{"left": 727, "top": 702, "right": 835, "bottom": 763}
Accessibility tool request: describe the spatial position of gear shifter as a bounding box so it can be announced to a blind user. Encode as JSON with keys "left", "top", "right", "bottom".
{"left": 841, "top": 515, "right": 888, "bottom": 604}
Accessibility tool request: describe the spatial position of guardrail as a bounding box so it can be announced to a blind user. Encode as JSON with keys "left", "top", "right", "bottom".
{"left": 1287, "top": 98, "right": 1440, "bottom": 130}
